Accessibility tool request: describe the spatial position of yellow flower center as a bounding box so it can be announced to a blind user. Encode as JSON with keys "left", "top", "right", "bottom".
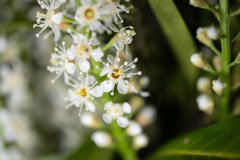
{"left": 84, "top": 9, "right": 95, "bottom": 20}
{"left": 111, "top": 69, "right": 123, "bottom": 79}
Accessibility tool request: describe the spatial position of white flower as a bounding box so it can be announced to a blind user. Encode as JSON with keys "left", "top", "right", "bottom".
{"left": 33, "top": 0, "right": 63, "bottom": 41}
{"left": 0, "top": 36, "right": 8, "bottom": 53}
{"left": 47, "top": 42, "right": 76, "bottom": 84}
{"left": 102, "top": 101, "right": 131, "bottom": 128}
{"left": 206, "top": 26, "right": 218, "bottom": 40}
{"left": 132, "top": 134, "right": 149, "bottom": 149}
{"left": 196, "top": 94, "right": 214, "bottom": 114}
{"left": 197, "top": 77, "right": 211, "bottom": 93}
{"left": 126, "top": 121, "right": 142, "bottom": 136}
{"left": 68, "top": 31, "right": 104, "bottom": 72}
{"left": 80, "top": 112, "right": 99, "bottom": 128}
{"left": 128, "top": 76, "right": 150, "bottom": 97}
{"left": 212, "top": 79, "right": 225, "bottom": 95}
{"left": 190, "top": 53, "right": 206, "bottom": 68}
{"left": 108, "top": 24, "right": 136, "bottom": 56}
{"left": 91, "top": 131, "right": 112, "bottom": 148}
{"left": 65, "top": 73, "right": 103, "bottom": 116}
{"left": 98, "top": 54, "right": 141, "bottom": 95}
{"left": 74, "top": 0, "right": 109, "bottom": 31}
{"left": 101, "top": 0, "right": 133, "bottom": 24}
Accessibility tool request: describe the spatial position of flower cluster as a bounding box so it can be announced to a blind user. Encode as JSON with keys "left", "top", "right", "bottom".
{"left": 34, "top": 0, "right": 153, "bottom": 152}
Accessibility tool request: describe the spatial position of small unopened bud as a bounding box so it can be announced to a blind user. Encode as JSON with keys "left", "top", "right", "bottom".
{"left": 212, "top": 56, "right": 222, "bottom": 72}
{"left": 196, "top": 94, "right": 214, "bottom": 114}
{"left": 212, "top": 79, "right": 226, "bottom": 95}
{"left": 235, "top": 52, "right": 240, "bottom": 63}
{"left": 190, "top": 53, "right": 207, "bottom": 68}
{"left": 189, "top": 0, "right": 208, "bottom": 8}
{"left": 135, "top": 106, "right": 156, "bottom": 127}
{"left": 197, "top": 77, "right": 211, "bottom": 93}
{"left": 91, "top": 131, "right": 112, "bottom": 148}
{"left": 133, "top": 134, "right": 149, "bottom": 149}
{"left": 206, "top": 26, "right": 218, "bottom": 40}
{"left": 80, "top": 113, "right": 99, "bottom": 128}
{"left": 126, "top": 121, "right": 142, "bottom": 136}
{"left": 196, "top": 27, "right": 211, "bottom": 45}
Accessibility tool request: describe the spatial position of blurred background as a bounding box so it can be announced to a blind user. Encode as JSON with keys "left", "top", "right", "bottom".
{"left": 1, "top": 0, "right": 240, "bottom": 159}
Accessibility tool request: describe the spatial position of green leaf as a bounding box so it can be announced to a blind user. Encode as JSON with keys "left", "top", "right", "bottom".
{"left": 147, "top": 0, "right": 198, "bottom": 86}
{"left": 150, "top": 118, "right": 240, "bottom": 160}
{"left": 66, "top": 137, "right": 113, "bottom": 160}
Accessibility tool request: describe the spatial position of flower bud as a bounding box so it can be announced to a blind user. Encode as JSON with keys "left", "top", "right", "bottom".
{"left": 212, "top": 79, "right": 225, "bottom": 95}
{"left": 235, "top": 52, "right": 240, "bottom": 63}
{"left": 126, "top": 121, "right": 142, "bottom": 136}
{"left": 132, "top": 134, "right": 149, "bottom": 149}
{"left": 189, "top": 0, "right": 208, "bottom": 8}
{"left": 196, "top": 94, "right": 214, "bottom": 114}
{"left": 80, "top": 113, "right": 99, "bottom": 128}
{"left": 206, "top": 26, "right": 218, "bottom": 40}
{"left": 212, "top": 55, "right": 222, "bottom": 72}
{"left": 196, "top": 27, "right": 211, "bottom": 45}
{"left": 91, "top": 131, "right": 112, "bottom": 148}
{"left": 135, "top": 106, "right": 156, "bottom": 127}
{"left": 197, "top": 77, "right": 211, "bottom": 93}
{"left": 190, "top": 53, "right": 207, "bottom": 68}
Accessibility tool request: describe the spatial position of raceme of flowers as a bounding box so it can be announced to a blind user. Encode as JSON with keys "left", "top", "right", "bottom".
{"left": 34, "top": 0, "right": 152, "bottom": 150}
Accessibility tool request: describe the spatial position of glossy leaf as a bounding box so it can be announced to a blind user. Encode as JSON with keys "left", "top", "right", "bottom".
{"left": 150, "top": 118, "right": 240, "bottom": 160}
{"left": 147, "top": 0, "right": 198, "bottom": 86}
{"left": 66, "top": 137, "right": 113, "bottom": 160}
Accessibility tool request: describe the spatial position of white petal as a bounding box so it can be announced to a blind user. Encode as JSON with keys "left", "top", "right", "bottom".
{"left": 100, "top": 66, "right": 110, "bottom": 77}
{"left": 104, "top": 101, "right": 112, "bottom": 110}
{"left": 140, "top": 91, "right": 150, "bottom": 97}
{"left": 89, "top": 86, "right": 103, "bottom": 98}
{"left": 51, "top": 13, "right": 63, "bottom": 25}
{"left": 90, "top": 38, "right": 100, "bottom": 46}
{"left": 88, "top": 75, "right": 96, "bottom": 85}
{"left": 67, "top": 45, "right": 76, "bottom": 60}
{"left": 102, "top": 114, "right": 112, "bottom": 124}
{"left": 86, "top": 101, "right": 96, "bottom": 112}
{"left": 100, "top": 80, "right": 114, "bottom": 92}
{"left": 75, "top": 33, "right": 85, "bottom": 45}
{"left": 99, "top": 4, "right": 113, "bottom": 15}
{"left": 117, "top": 82, "right": 127, "bottom": 94}
{"left": 114, "top": 39, "right": 125, "bottom": 51}
{"left": 126, "top": 45, "right": 131, "bottom": 57}
{"left": 79, "top": 59, "right": 90, "bottom": 72}
{"left": 89, "top": 21, "right": 101, "bottom": 30}
{"left": 81, "top": 0, "right": 91, "bottom": 5}
{"left": 107, "top": 54, "right": 115, "bottom": 65}
{"left": 108, "top": 23, "right": 119, "bottom": 32}
{"left": 65, "top": 63, "right": 76, "bottom": 74}
{"left": 117, "top": 117, "right": 129, "bottom": 128}
{"left": 122, "top": 102, "right": 131, "bottom": 114}
{"left": 91, "top": 49, "right": 104, "bottom": 61}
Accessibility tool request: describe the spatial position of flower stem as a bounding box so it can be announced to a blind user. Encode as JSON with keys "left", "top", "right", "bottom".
{"left": 229, "top": 7, "right": 240, "bottom": 17}
{"left": 219, "top": 0, "right": 230, "bottom": 121}
{"left": 206, "top": 42, "right": 221, "bottom": 56}
{"left": 111, "top": 121, "right": 138, "bottom": 160}
{"left": 102, "top": 40, "right": 114, "bottom": 51}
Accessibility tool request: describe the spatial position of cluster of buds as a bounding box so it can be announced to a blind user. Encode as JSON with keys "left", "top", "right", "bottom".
{"left": 196, "top": 25, "right": 219, "bottom": 45}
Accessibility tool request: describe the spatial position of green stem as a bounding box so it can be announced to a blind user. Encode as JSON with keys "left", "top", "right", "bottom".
{"left": 219, "top": 0, "right": 230, "bottom": 121}
{"left": 75, "top": 0, "right": 80, "bottom": 8}
{"left": 231, "top": 31, "right": 240, "bottom": 43}
{"left": 111, "top": 121, "right": 138, "bottom": 160}
{"left": 207, "top": 42, "right": 221, "bottom": 56}
{"left": 62, "top": 16, "right": 79, "bottom": 24}
{"left": 206, "top": 4, "right": 220, "bottom": 13}
{"left": 229, "top": 7, "right": 240, "bottom": 17}
{"left": 231, "top": 81, "right": 240, "bottom": 91}
{"left": 228, "top": 61, "right": 237, "bottom": 67}
{"left": 102, "top": 40, "right": 114, "bottom": 51}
